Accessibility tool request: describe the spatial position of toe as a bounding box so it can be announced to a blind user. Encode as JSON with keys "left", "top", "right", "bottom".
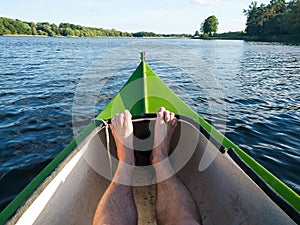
{"left": 115, "top": 114, "right": 120, "bottom": 126}
{"left": 171, "top": 117, "right": 178, "bottom": 128}
{"left": 157, "top": 107, "right": 165, "bottom": 118}
{"left": 123, "top": 109, "right": 132, "bottom": 125}
{"left": 170, "top": 112, "right": 175, "bottom": 121}
{"left": 170, "top": 112, "right": 178, "bottom": 127}
{"left": 164, "top": 110, "right": 171, "bottom": 122}
{"left": 118, "top": 112, "right": 125, "bottom": 127}
{"left": 111, "top": 117, "right": 116, "bottom": 128}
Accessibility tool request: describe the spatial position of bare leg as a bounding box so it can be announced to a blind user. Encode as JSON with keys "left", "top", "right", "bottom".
{"left": 93, "top": 110, "right": 137, "bottom": 225}
{"left": 152, "top": 107, "right": 201, "bottom": 225}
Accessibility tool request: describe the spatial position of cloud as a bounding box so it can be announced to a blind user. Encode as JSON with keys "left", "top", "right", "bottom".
{"left": 191, "top": 0, "right": 220, "bottom": 6}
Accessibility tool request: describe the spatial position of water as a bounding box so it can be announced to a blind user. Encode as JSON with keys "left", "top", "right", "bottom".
{"left": 0, "top": 37, "right": 299, "bottom": 211}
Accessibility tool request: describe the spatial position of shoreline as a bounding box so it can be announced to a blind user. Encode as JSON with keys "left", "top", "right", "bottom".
{"left": 1, "top": 34, "right": 190, "bottom": 39}
{"left": 2, "top": 34, "right": 299, "bottom": 43}
{"left": 198, "top": 36, "right": 300, "bottom": 43}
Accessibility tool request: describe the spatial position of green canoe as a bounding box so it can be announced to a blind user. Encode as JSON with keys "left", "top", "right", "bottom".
{"left": 0, "top": 53, "right": 299, "bottom": 225}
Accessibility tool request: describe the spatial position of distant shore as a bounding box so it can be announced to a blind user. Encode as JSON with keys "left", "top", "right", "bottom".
{"left": 0, "top": 17, "right": 192, "bottom": 38}
{"left": 2, "top": 33, "right": 299, "bottom": 43}
{"left": 194, "top": 31, "right": 300, "bottom": 43}
{"left": 1, "top": 34, "right": 190, "bottom": 39}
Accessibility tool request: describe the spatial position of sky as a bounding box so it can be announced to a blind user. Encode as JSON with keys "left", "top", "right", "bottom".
{"left": 0, "top": 0, "right": 270, "bottom": 34}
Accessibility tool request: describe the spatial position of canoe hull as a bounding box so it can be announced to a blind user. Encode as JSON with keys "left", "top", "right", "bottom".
{"left": 8, "top": 117, "right": 296, "bottom": 225}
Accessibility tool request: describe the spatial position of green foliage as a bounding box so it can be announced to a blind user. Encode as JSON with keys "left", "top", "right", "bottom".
{"left": 201, "top": 33, "right": 210, "bottom": 38}
{"left": 244, "top": 0, "right": 300, "bottom": 38}
{"left": 133, "top": 31, "right": 162, "bottom": 37}
{"left": 0, "top": 17, "right": 134, "bottom": 37}
{"left": 132, "top": 32, "right": 191, "bottom": 38}
{"left": 0, "top": 17, "right": 191, "bottom": 38}
{"left": 0, "top": 17, "right": 31, "bottom": 35}
{"left": 201, "top": 15, "right": 219, "bottom": 36}
{"left": 285, "top": 0, "right": 300, "bottom": 35}
{"left": 29, "top": 22, "right": 37, "bottom": 35}
{"left": 212, "top": 31, "right": 245, "bottom": 39}
{"left": 36, "top": 22, "right": 56, "bottom": 36}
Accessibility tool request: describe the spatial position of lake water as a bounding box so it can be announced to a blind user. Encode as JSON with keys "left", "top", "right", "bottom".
{"left": 0, "top": 36, "right": 299, "bottom": 211}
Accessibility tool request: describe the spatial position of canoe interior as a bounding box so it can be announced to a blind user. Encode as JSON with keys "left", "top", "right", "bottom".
{"left": 10, "top": 118, "right": 296, "bottom": 225}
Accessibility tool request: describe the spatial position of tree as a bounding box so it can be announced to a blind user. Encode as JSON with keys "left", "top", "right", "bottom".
{"left": 285, "top": 0, "right": 300, "bottom": 34}
{"left": 265, "top": 0, "right": 287, "bottom": 35}
{"left": 50, "top": 23, "right": 59, "bottom": 35}
{"left": 244, "top": 1, "right": 259, "bottom": 35}
{"left": 36, "top": 22, "right": 55, "bottom": 36}
{"left": 244, "top": 0, "right": 300, "bottom": 38}
{"left": 201, "top": 15, "right": 219, "bottom": 36}
{"left": 30, "top": 22, "right": 37, "bottom": 35}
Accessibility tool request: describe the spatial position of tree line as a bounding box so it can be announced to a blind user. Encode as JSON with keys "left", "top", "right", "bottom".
{"left": 244, "top": 0, "right": 300, "bottom": 38}
{"left": 0, "top": 17, "right": 191, "bottom": 38}
{"left": 0, "top": 17, "right": 133, "bottom": 37}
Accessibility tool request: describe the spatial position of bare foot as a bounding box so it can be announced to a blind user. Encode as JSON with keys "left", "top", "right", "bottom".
{"left": 110, "top": 110, "right": 135, "bottom": 165}
{"left": 151, "top": 107, "right": 178, "bottom": 164}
